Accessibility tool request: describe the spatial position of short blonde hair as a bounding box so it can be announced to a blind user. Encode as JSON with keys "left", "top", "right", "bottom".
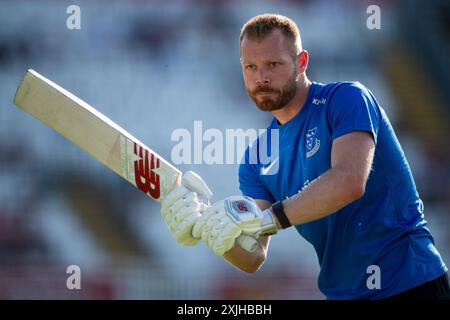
{"left": 240, "top": 14, "right": 302, "bottom": 58}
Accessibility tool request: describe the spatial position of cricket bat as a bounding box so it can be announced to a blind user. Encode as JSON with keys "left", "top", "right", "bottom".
{"left": 13, "top": 69, "right": 257, "bottom": 252}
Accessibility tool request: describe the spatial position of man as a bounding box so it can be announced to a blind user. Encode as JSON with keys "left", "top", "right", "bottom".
{"left": 160, "top": 14, "right": 449, "bottom": 299}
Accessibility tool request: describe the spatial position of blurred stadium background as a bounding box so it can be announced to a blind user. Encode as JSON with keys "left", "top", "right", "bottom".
{"left": 0, "top": 0, "right": 449, "bottom": 299}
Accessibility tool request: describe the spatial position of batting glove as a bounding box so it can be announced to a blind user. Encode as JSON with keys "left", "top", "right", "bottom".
{"left": 192, "top": 196, "right": 278, "bottom": 256}
{"left": 161, "top": 171, "right": 212, "bottom": 246}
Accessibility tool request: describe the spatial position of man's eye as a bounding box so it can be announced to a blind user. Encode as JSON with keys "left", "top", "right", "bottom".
{"left": 245, "top": 65, "right": 255, "bottom": 70}
{"left": 269, "top": 62, "right": 279, "bottom": 68}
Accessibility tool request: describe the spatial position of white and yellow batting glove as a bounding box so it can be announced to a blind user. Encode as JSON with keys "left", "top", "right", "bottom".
{"left": 161, "top": 171, "right": 212, "bottom": 246}
{"left": 192, "top": 196, "right": 278, "bottom": 256}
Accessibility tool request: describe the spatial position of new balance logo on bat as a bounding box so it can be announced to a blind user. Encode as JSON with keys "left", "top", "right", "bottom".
{"left": 119, "top": 136, "right": 162, "bottom": 200}
{"left": 133, "top": 143, "right": 161, "bottom": 199}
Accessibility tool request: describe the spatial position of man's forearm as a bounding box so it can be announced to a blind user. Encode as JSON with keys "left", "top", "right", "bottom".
{"left": 223, "top": 236, "right": 270, "bottom": 273}
{"left": 280, "top": 167, "right": 366, "bottom": 227}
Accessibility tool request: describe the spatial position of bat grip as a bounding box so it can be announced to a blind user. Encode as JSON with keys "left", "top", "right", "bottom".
{"left": 237, "top": 235, "right": 258, "bottom": 252}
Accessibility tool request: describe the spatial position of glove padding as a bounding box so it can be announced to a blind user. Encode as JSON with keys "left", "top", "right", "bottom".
{"left": 192, "top": 196, "right": 277, "bottom": 256}
{"left": 161, "top": 171, "right": 212, "bottom": 246}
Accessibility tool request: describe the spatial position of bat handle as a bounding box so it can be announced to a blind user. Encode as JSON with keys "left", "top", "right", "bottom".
{"left": 237, "top": 235, "right": 258, "bottom": 252}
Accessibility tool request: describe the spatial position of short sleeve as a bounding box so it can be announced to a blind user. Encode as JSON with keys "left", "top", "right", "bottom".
{"left": 238, "top": 148, "right": 275, "bottom": 203}
{"left": 328, "top": 82, "right": 380, "bottom": 143}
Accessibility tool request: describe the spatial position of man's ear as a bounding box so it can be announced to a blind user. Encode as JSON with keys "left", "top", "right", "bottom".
{"left": 298, "top": 50, "right": 309, "bottom": 73}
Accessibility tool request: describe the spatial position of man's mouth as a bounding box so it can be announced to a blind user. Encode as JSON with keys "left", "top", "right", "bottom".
{"left": 255, "top": 91, "right": 276, "bottom": 95}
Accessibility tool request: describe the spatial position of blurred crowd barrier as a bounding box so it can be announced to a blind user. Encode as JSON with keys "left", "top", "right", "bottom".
{"left": 0, "top": 0, "right": 449, "bottom": 299}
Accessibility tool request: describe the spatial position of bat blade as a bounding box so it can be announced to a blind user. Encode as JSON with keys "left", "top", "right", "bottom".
{"left": 13, "top": 69, "right": 258, "bottom": 252}
{"left": 13, "top": 69, "right": 180, "bottom": 202}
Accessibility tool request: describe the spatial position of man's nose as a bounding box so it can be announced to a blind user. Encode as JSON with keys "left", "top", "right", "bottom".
{"left": 256, "top": 78, "right": 271, "bottom": 85}
{"left": 255, "top": 67, "right": 271, "bottom": 86}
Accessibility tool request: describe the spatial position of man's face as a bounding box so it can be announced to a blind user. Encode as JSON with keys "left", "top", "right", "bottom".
{"left": 240, "top": 29, "right": 299, "bottom": 112}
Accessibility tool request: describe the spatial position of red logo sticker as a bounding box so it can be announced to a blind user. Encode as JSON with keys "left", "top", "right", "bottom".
{"left": 236, "top": 201, "right": 248, "bottom": 212}
{"left": 133, "top": 143, "right": 161, "bottom": 199}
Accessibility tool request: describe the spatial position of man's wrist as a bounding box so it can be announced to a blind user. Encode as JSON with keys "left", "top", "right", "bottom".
{"left": 271, "top": 200, "right": 292, "bottom": 229}
{"left": 260, "top": 208, "right": 279, "bottom": 236}
{"left": 269, "top": 206, "right": 283, "bottom": 230}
